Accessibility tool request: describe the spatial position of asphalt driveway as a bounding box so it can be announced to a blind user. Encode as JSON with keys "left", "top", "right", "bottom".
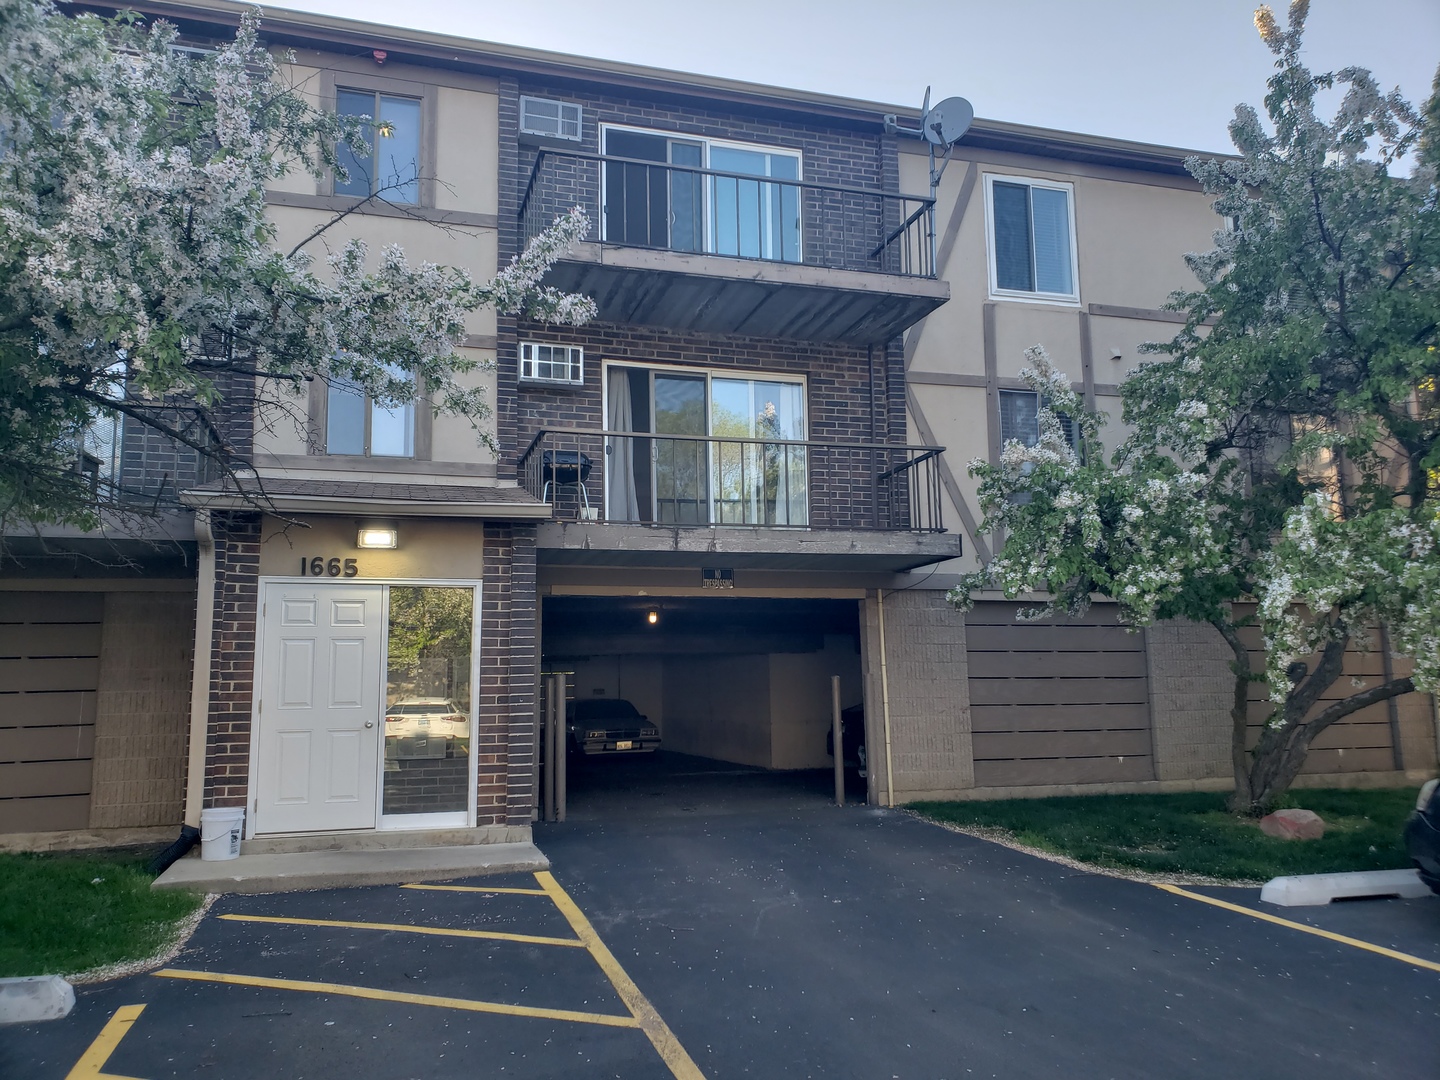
{"left": 3, "top": 798, "right": 1436, "bottom": 1079}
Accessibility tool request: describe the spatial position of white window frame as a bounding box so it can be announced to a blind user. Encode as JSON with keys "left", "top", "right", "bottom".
{"left": 519, "top": 341, "right": 584, "bottom": 385}
{"left": 983, "top": 173, "right": 1081, "bottom": 306}
{"left": 520, "top": 95, "right": 583, "bottom": 141}
{"left": 598, "top": 123, "right": 804, "bottom": 262}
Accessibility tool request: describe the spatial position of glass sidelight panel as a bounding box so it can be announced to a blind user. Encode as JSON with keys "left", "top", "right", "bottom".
{"left": 382, "top": 586, "right": 474, "bottom": 818}
{"left": 711, "top": 378, "right": 807, "bottom": 525}
{"left": 653, "top": 374, "right": 708, "bottom": 524}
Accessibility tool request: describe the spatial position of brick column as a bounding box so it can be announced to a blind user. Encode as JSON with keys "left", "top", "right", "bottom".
{"left": 204, "top": 512, "right": 260, "bottom": 809}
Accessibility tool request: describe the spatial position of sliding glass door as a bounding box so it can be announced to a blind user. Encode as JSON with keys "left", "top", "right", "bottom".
{"left": 606, "top": 365, "right": 808, "bottom": 527}
{"left": 602, "top": 127, "right": 801, "bottom": 263}
{"left": 653, "top": 374, "right": 708, "bottom": 525}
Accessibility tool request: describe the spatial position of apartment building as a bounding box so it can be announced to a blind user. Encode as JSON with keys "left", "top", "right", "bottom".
{"left": 2, "top": 0, "right": 1432, "bottom": 843}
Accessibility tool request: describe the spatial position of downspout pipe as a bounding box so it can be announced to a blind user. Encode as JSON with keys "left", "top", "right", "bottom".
{"left": 149, "top": 509, "right": 214, "bottom": 875}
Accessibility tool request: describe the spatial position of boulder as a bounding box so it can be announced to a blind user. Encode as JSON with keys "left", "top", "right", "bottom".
{"left": 1259, "top": 808, "right": 1326, "bottom": 841}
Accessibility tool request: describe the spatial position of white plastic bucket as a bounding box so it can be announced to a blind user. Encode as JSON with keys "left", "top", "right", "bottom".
{"left": 199, "top": 806, "right": 245, "bottom": 861}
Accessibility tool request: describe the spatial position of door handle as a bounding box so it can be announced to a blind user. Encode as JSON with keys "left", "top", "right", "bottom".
{"left": 364, "top": 720, "right": 375, "bottom": 729}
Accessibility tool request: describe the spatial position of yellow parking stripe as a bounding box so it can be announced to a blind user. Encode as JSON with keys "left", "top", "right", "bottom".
{"left": 1154, "top": 883, "right": 1440, "bottom": 973}
{"left": 536, "top": 871, "right": 706, "bottom": 1080}
{"left": 401, "top": 883, "right": 549, "bottom": 896}
{"left": 217, "top": 912, "right": 583, "bottom": 948}
{"left": 65, "top": 1004, "right": 147, "bottom": 1080}
{"left": 152, "top": 968, "right": 639, "bottom": 1028}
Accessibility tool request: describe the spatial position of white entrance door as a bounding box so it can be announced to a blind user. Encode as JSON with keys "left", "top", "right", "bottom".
{"left": 254, "top": 583, "right": 384, "bottom": 834}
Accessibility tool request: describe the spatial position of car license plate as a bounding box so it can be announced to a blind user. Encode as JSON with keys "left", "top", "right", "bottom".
{"left": 417, "top": 719, "right": 428, "bottom": 728}
{"left": 614, "top": 740, "right": 632, "bottom": 750}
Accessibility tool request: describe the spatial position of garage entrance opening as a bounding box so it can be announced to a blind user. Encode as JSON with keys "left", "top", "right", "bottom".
{"left": 540, "top": 596, "right": 866, "bottom": 819}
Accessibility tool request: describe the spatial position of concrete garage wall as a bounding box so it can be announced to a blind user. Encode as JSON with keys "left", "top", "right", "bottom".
{"left": 863, "top": 590, "right": 973, "bottom": 803}
{"left": 770, "top": 636, "right": 863, "bottom": 769}
{"left": 565, "top": 656, "right": 665, "bottom": 732}
{"left": 663, "top": 655, "right": 771, "bottom": 767}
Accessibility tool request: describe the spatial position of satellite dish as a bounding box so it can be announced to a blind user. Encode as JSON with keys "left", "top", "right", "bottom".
{"left": 922, "top": 96, "right": 974, "bottom": 146}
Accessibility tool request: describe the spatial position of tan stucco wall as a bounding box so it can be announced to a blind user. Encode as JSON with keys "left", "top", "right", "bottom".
{"left": 256, "top": 52, "right": 501, "bottom": 469}
{"left": 257, "top": 515, "right": 486, "bottom": 580}
{"left": 899, "top": 147, "right": 1220, "bottom": 570}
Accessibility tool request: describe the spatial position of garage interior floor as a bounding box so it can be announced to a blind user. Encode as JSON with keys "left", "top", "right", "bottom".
{"left": 559, "top": 750, "right": 868, "bottom": 822}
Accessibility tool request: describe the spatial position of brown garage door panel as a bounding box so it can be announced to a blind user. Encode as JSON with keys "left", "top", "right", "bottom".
{"left": 966, "top": 625, "right": 1141, "bottom": 652}
{"left": 0, "top": 691, "right": 98, "bottom": 729}
{"left": 0, "top": 624, "right": 104, "bottom": 658}
{"left": 974, "top": 756, "right": 1155, "bottom": 787}
{"left": 0, "top": 795, "right": 91, "bottom": 833}
{"left": 973, "top": 730, "right": 1153, "bottom": 760}
{"left": 0, "top": 725, "right": 96, "bottom": 763}
{"left": 1303, "top": 747, "right": 1396, "bottom": 773}
{"left": 0, "top": 593, "right": 103, "bottom": 622}
{"left": 971, "top": 703, "right": 1151, "bottom": 732}
{"left": 966, "top": 651, "right": 1148, "bottom": 679}
{"left": 0, "top": 759, "right": 93, "bottom": 799}
{"left": 969, "top": 677, "right": 1150, "bottom": 706}
{"left": 0, "top": 657, "right": 102, "bottom": 694}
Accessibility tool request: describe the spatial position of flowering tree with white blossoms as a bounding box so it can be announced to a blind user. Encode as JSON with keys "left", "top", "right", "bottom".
{"left": 951, "top": 2, "right": 1440, "bottom": 814}
{"left": 0, "top": 0, "right": 596, "bottom": 528}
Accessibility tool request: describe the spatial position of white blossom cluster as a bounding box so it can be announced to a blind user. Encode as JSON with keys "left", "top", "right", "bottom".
{"left": 0, "top": 0, "right": 595, "bottom": 481}
{"left": 1258, "top": 495, "right": 1440, "bottom": 701}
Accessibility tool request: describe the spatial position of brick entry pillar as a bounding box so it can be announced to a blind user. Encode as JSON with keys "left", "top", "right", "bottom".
{"left": 204, "top": 512, "right": 261, "bottom": 810}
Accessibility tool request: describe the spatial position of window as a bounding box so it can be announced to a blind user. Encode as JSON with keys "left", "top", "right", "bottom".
{"left": 999, "top": 389, "right": 1076, "bottom": 449}
{"left": 520, "top": 96, "right": 582, "bottom": 141}
{"left": 986, "top": 175, "right": 1078, "bottom": 301}
{"left": 335, "top": 88, "right": 422, "bottom": 204}
{"left": 605, "top": 364, "right": 807, "bottom": 526}
{"left": 326, "top": 371, "right": 415, "bottom": 458}
{"left": 600, "top": 126, "right": 801, "bottom": 263}
{"left": 519, "top": 342, "right": 584, "bottom": 384}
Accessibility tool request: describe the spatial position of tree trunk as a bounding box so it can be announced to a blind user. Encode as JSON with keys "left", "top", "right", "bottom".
{"left": 1210, "top": 618, "right": 1415, "bottom": 815}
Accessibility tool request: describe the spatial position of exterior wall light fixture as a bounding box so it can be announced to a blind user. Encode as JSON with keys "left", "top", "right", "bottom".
{"left": 647, "top": 610, "right": 659, "bottom": 625}
{"left": 357, "top": 524, "right": 399, "bottom": 549}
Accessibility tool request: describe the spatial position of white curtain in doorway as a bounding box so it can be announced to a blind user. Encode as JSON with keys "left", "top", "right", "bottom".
{"left": 607, "top": 368, "right": 641, "bottom": 521}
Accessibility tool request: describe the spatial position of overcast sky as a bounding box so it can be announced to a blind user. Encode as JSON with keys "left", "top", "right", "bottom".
{"left": 265, "top": 0, "right": 1439, "bottom": 156}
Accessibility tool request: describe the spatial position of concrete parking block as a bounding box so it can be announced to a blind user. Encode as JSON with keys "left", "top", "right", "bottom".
{"left": 151, "top": 841, "right": 548, "bottom": 894}
{"left": 1260, "top": 868, "right": 1433, "bottom": 907}
{"left": 0, "top": 976, "right": 74, "bottom": 1025}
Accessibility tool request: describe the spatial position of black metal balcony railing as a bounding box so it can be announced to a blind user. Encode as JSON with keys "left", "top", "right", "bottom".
{"left": 519, "top": 429, "right": 945, "bottom": 533}
{"left": 519, "top": 150, "right": 937, "bottom": 279}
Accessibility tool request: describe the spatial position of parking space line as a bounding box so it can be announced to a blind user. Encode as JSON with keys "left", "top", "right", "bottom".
{"left": 151, "top": 968, "right": 640, "bottom": 1028}
{"left": 1154, "top": 883, "right": 1440, "bottom": 973}
{"left": 217, "top": 912, "right": 585, "bottom": 948}
{"left": 401, "top": 883, "right": 550, "bottom": 896}
{"left": 64, "top": 1003, "right": 147, "bottom": 1080}
{"left": 536, "top": 871, "right": 706, "bottom": 1080}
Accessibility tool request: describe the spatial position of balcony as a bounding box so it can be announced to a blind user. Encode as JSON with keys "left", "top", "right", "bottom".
{"left": 519, "top": 428, "right": 960, "bottom": 573}
{"left": 518, "top": 150, "right": 950, "bottom": 344}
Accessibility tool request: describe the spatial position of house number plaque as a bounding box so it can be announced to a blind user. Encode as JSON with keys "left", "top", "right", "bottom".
{"left": 299, "top": 557, "right": 359, "bottom": 577}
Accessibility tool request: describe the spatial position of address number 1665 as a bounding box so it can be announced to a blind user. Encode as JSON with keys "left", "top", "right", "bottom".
{"left": 300, "top": 557, "right": 359, "bottom": 577}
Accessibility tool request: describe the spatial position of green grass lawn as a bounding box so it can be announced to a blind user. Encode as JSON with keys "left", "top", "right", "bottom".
{"left": 0, "top": 848, "right": 203, "bottom": 978}
{"left": 910, "top": 787, "right": 1421, "bottom": 883}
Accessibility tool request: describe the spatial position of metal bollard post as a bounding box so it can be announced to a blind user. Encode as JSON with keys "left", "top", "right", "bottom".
{"left": 553, "top": 671, "right": 567, "bottom": 824}
{"left": 544, "top": 674, "right": 558, "bottom": 823}
{"left": 832, "top": 675, "right": 844, "bottom": 807}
